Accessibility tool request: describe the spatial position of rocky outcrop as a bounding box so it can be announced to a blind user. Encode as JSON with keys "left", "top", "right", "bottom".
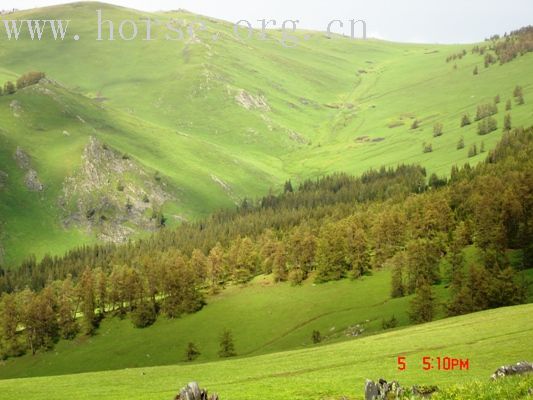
{"left": 13, "top": 147, "right": 44, "bottom": 192}
{"left": 364, "top": 379, "right": 437, "bottom": 400}
{"left": 24, "top": 169, "right": 44, "bottom": 192}
{"left": 365, "top": 379, "right": 403, "bottom": 400}
{"left": 491, "top": 361, "right": 533, "bottom": 380}
{"left": 14, "top": 147, "right": 31, "bottom": 169}
{"left": 9, "top": 100, "right": 22, "bottom": 117}
{"left": 0, "top": 170, "right": 8, "bottom": 189}
{"left": 59, "top": 137, "right": 174, "bottom": 243}
{"left": 174, "top": 382, "right": 219, "bottom": 400}
{"left": 235, "top": 90, "right": 270, "bottom": 111}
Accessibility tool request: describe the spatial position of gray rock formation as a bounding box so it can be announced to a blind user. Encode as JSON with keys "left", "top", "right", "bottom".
{"left": 364, "top": 379, "right": 437, "bottom": 399}
{"left": 14, "top": 147, "right": 31, "bottom": 169}
{"left": 0, "top": 170, "right": 8, "bottom": 189}
{"left": 491, "top": 361, "right": 533, "bottom": 380}
{"left": 13, "top": 147, "right": 44, "bottom": 191}
{"left": 174, "top": 382, "right": 219, "bottom": 400}
{"left": 24, "top": 169, "right": 44, "bottom": 192}
{"left": 59, "top": 136, "right": 174, "bottom": 243}
{"left": 235, "top": 90, "right": 270, "bottom": 111}
{"left": 364, "top": 379, "right": 379, "bottom": 400}
{"left": 364, "top": 378, "right": 404, "bottom": 400}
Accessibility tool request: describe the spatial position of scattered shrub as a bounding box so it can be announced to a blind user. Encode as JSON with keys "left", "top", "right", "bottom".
{"left": 478, "top": 117, "right": 498, "bottom": 135}
{"left": 460, "top": 114, "right": 471, "bottom": 127}
{"left": 475, "top": 103, "right": 498, "bottom": 121}
{"left": 504, "top": 113, "right": 512, "bottom": 131}
{"left": 3, "top": 81, "right": 15, "bottom": 95}
{"left": 433, "top": 123, "right": 444, "bottom": 137}
{"left": 468, "top": 144, "right": 478, "bottom": 157}
{"left": 16, "top": 71, "right": 45, "bottom": 89}
{"left": 382, "top": 315, "right": 398, "bottom": 330}
{"left": 131, "top": 302, "right": 157, "bottom": 328}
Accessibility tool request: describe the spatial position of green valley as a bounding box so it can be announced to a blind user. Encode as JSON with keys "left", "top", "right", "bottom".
{"left": 0, "top": 304, "right": 531, "bottom": 399}
{"left": 0, "top": 3, "right": 532, "bottom": 400}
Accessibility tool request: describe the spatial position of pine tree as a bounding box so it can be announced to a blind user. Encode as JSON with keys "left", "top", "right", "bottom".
{"left": 21, "top": 286, "right": 59, "bottom": 355}
{"left": 287, "top": 224, "right": 316, "bottom": 282}
{"left": 433, "top": 122, "right": 444, "bottom": 137}
{"left": 94, "top": 268, "right": 108, "bottom": 316}
{"left": 447, "top": 224, "right": 467, "bottom": 294}
{"left": 185, "top": 342, "right": 200, "bottom": 361}
{"left": 283, "top": 180, "right": 294, "bottom": 193}
{"left": 391, "top": 264, "right": 405, "bottom": 298}
{"left": 311, "top": 330, "right": 322, "bottom": 344}
{"left": 189, "top": 249, "right": 208, "bottom": 283}
{"left": 456, "top": 137, "right": 465, "bottom": 150}
{"left": 57, "top": 277, "right": 79, "bottom": 340}
{"left": 78, "top": 268, "right": 98, "bottom": 335}
{"left": 504, "top": 113, "right": 512, "bottom": 131}
{"left": 468, "top": 143, "right": 478, "bottom": 157}
{"left": 218, "top": 329, "right": 236, "bottom": 358}
{"left": 405, "top": 239, "right": 441, "bottom": 293}
{"left": 460, "top": 114, "right": 471, "bottom": 127}
{"left": 409, "top": 279, "right": 436, "bottom": 324}
{"left": 207, "top": 243, "right": 225, "bottom": 293}
{"left": 505, "top": 99, "right": 512, "bottom": 111}
{"left": 315, "top": 222, "right": 347, "bottom": 282}
{"left": 0, "top": 293, "right": 25, "bottom": 358}
{"left": 271, "top": 241, "right": 288, "bottom": 282}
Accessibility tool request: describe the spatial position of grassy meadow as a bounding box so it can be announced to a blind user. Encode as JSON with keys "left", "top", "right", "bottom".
{"left": 0, "top": 304, "right": 531, "bottom": 400}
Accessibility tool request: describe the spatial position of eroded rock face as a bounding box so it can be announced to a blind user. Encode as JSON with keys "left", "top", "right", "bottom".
{"left": 59, "top": 136, "right": 174, "bottom": 243}
{"left": 13, "top": 147, "right": 44, "bottom": 192}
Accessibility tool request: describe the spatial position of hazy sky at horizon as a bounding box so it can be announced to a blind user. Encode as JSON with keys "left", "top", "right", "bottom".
{"left": 1, "top": 0, "right": 532, "bottom": 43}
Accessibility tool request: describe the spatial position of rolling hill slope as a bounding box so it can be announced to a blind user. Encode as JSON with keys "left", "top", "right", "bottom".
{"left": 0, "top": 303, "right": 531, "bottom": 400}
{"left": 1, "top": 2, "right": 532, "bottom": 264}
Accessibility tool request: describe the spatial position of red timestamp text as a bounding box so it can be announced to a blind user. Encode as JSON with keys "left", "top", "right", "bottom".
{"left": 397, "top": 356, "right": 470, "bottom": 371}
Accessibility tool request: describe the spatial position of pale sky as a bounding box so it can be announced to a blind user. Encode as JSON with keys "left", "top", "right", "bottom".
{"left": 1, "top": 0, "right": 532, "bottom": 43}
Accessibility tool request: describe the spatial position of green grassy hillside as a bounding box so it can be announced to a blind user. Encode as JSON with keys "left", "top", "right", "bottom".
{"left": 0, "top": 304, "right": 531, "bottom": 400}
{"left": 0, "top": 269, "right": 417, "bottom": 378}
{"left": 1, "top": 2, "right": 533, "bottom": 264}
